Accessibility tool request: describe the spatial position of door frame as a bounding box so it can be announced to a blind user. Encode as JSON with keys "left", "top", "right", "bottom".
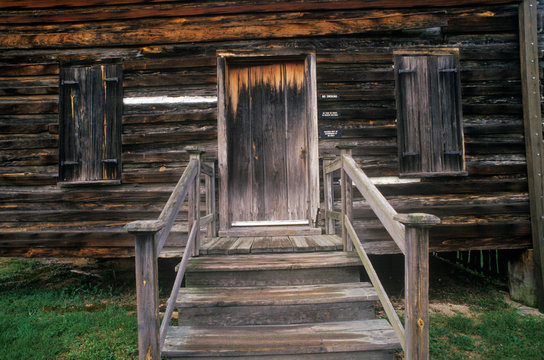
{"left": 216, "top": 49, "right": 319, "bottom": 234}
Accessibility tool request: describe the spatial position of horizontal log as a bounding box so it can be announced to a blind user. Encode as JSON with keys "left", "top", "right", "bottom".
{"left": 1, "top": 186, "right": 174, "bottom": 203}
{"left": 444, "top": 8, "right": 517, "bottom": 33}
{"left": 122, "top": 170, "right": 186, "bottom": 184}
{"left": 0, "top": 63, "right": 59, "bottom": 76}
{"left": 0, "top": 10, "right": 448, "bottom": 49}
{"left": 0, "top": 87, "right": 58, "bottom": 96}
{"left": 0, "top": 0, "right": 520, "bottom": 24}
{"left": 0, "top": 209, "right": 164, "bottom": 222}
{"left": 463, "top": 103, "right": 523, "bottom": 115}
{"left": 0, "top": 136, "right": 57, "bottom": 150}
{"left": 317, "top": 69, "right": 393, "bottom": 82}
{"left": 350, "top": 193, "right": 529, "bottom": 218}
{"left": 123, "top": 56, "right": 216, "bottom": 71}
{"left": 0, "top": 246, "right": 135, "bottom": 258}
{"left": 0, "top": 76, "right": 58, "bottom": 88}
{"left": 460, "top": 68, "right": 520, "bottom": 81}
{"left": 0, "top": 231, "right": 133, "bottom": 247}
{"left": 122, "top": 129, "right": 217, "bottom": 145}
{"left": 0, "top": 173, "right": 57, "bottom": 185}
{"left": 124, "top": 73, "right": 216, "bottom": 88}
{"left": 122, "top": 110, "right": 216, "bottom": 125}
{"left": 374, "top": 178, "right": 527, "bottom": 196}
{"left": 352, "top": 219, "right": 530, "bottom": 242}
{"left": 0, "top": 121, "right": 51, "bottom": 134}
{"left": 0, "top": 101, "right": 57, "bottom": 115}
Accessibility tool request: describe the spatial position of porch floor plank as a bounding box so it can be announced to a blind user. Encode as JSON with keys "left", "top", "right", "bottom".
{"left": 199, "top": 234, "right": 343, "bottom": 255}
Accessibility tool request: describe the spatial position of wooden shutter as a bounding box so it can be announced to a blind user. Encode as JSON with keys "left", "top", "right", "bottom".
{"left": 437, "top": 55, "right": 464, "bottom": 173}
{"left": 59, "top": 63, "right": 122, "bottom": 183}
{"left": 395, "top": 53, "right": 464, "bottom": 176}
{"left": 395, "top": 55, "right": 427, "bottom": 174}
{"left": 101, "top": 64, "right": 123, "bottom": 180}
{"left": 59, "top": 66, "right": 83, "bottom": 182}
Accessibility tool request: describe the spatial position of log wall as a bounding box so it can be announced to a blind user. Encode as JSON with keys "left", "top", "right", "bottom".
{"left": 0, "top": 0, "right": 534, "bottom": 256}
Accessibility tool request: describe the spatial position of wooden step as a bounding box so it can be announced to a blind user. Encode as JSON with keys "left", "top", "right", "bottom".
{"left": 185, "top": 252, "right": 362, "bottom": 286}
{"left": 162, "top": 319, "right": 399, "bottom": 359}
{"left": 200, "top": 235, "right": 342, "bottom": 255}
{"left": 176, "top": 282, "right": 378, "bottom": 326}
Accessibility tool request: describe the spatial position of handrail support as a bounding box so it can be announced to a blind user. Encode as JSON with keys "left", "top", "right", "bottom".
{"left": 322, "top": 155, "right": 336, "bottom": 235}
{"left": 126, "top": 221, "right": 165, "bottom": 360}
{"left": 186, "top": 147, "right": 205, "bottom": 257}
{"left": 395, "top": 213, "right": 440, "bottom": 360}
{"left": 337, "top": 144, "right": 356, "bottom": 252}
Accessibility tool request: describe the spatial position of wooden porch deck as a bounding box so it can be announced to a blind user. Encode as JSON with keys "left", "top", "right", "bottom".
{"left": 199, "top": 234, "right": 343, "bottom": 255}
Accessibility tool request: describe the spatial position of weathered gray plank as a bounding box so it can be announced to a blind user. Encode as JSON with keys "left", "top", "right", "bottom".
{"left": 163, "top": 320, "right": 399, "bottom": 357}
{"left": 227, "top": 237, "right": 253, "bottom": 254}
{"left": 519, "top": 0, "right": 544, "bottom": 311}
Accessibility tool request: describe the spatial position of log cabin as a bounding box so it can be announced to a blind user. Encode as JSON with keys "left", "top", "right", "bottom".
{"left": 1, "top": 0, "right": 544, "bottom": 358}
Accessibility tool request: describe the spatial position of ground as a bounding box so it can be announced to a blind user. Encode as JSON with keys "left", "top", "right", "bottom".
{"left": 0, "top": 255, "right": 543, "bottom": 359}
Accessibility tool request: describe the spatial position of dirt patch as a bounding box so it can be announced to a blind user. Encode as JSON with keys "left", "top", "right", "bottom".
{"left": 429, "top": 301, "right": 472, "bottom": 317}
{"left": 503, "top": 293, "right": 544, "bottom": 317}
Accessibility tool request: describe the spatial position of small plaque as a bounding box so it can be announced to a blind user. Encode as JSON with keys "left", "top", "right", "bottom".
{"left": 320, "top": 94, "right": 339, "bottom": 100}
{"left": 320, "top": 111, "right": 341, "bottom": 118}
{"left": 320, "top": 129, "right": 342, "bottom": 138}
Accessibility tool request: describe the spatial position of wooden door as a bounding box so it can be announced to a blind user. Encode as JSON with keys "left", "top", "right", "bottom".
{"left": 224, "top": 60, "right": 310, "bottom": 226}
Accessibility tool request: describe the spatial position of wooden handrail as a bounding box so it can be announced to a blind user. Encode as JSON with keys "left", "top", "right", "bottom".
{"left": 159, "top": 218, "right": 199, "bottom": 347}
{"left": 344, "top": 215, "right": 406, "bottom": 350}
{"left": 322, "top": 150, "right": 440, "bottom": 360}
{"left": 156, "top": 158, "right": 199, "bottom": 253}
{"left": 341, "top": 154, "right": 406, "bottom": 254}
{"left": 126, "top": 147, "right": 216, "bottom": 360}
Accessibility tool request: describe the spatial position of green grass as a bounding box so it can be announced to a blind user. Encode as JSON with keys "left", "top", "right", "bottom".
{"left": 0, "top": 258, "right": 137, "bottom": 360}
{"left": 430, "top": 301, "right": 544, "bottom": 359}
{"left": 427, "top": 262, "right": 544, "bottom": 360}
{"left": 2, "top": 257, "right": 544, "bottom": 359}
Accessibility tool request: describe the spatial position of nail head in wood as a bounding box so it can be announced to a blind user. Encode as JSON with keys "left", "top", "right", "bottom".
{"left": 394, "top": 213, "right": 440, "bottom": 227}
{"left": 125, "top": 220, "right": 166, "bottom": 234}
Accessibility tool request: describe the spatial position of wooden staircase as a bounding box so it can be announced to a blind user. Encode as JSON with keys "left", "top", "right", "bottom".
{"left": 161, "top": 250, "right": 400, "bottom": 359}
{"left": 126, "top": 148, "right": 438, "bottom": 359}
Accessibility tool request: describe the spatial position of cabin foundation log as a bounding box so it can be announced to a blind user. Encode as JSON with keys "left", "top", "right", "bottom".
{"left": 508, "top": 249, "right": 538, "bottom": 307}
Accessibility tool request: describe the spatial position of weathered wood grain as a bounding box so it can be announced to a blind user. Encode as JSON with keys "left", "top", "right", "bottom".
{"left": 518, "top": 0, "right": 544, "bottom": 311}
{"left": 0, "top": 1, "right": 534, "bottom": 257}
{"left": 163, "top": 320, "right": 399, "bottom": 358}
{"left": 0, "top": 10, "right": 448, "bottom": 49}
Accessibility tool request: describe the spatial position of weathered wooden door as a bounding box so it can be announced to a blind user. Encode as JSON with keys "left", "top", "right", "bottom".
{"left": 218, "top": 54, "right": 319, "bottom": 234}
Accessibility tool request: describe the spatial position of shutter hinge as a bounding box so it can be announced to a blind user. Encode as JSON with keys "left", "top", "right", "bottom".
{"left": 104, "top": 77, "right": 119, "bottom": 83}
{"left": 402, "top": 152, "right": 419, "bottom": 156}
{"left": 444, "top": 151, "right": 462, "bottom": 156}
{"left": 61, "top": 160, "right": 79, "bottom": 166}
{"left": 61, "top": 80, "right": 78, "bottom": 85}
{"left": 398, "top": 69, "right": 416, "bottom": 74}
{"left": 101, "top": 159, "right": 118, "bottom": 164}
{"left": 439, "top": 68, "right": 458, "bottom": 73}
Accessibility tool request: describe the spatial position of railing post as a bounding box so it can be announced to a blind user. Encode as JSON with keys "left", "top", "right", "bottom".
{"left": 205, "top": 159, "right": 217, "bottom": 238}
{"left": 322, "top": 156, "right": 336, "bottom": 235}
{"left": 186, "top": 147, "right": 205, "bottom": 257}
{"left": 126, "top": 220, "right": 166, "bottom": 360}
{"left": 336, "top": 144, "right": 356, "bottom": 252}
{"left": 394, "top": 213, "right": 440, "bottom": 360}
